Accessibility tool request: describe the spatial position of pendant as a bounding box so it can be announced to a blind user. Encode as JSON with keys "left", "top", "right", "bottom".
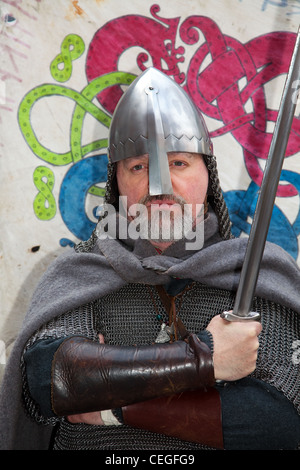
{"left": 165, "top": 323, "right": 175, "bottom": 337}
{"left": 154, "top": 322, "right": 171, "bottom": 343}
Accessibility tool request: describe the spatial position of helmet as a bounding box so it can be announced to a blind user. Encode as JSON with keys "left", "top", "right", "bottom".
{"left": 105, "top": 67, "right": 232, "bottom": 240}
{"left": 108, "top": 67, "right": 213, "bottom": 195}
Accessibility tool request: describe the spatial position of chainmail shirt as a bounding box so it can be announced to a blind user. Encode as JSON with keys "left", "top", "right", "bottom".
{"left": 22, "top": 279, "right": 300, "bottom": 450}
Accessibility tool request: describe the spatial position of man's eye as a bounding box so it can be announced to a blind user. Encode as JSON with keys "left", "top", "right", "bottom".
{"left": 132, "top": 164, "right": 145, "bottom": 171}
{"left": 172, "top": 161, "right": 185, "bottom": 167}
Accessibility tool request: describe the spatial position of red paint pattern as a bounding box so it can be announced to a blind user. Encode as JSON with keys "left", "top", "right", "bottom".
{"left": 86, "top": 5, "right": 300, "bottom": 197}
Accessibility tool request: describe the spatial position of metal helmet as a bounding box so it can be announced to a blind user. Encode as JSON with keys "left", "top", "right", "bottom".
{"left": 105, "top": 67, "right": 233, "bottom": 240}
{"left": 108, "top": 67, "right": 213, "bottom": 195}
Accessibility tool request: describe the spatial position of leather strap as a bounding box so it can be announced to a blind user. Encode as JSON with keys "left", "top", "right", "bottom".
{"left": 123, "top": 387, "right": 223, "bottom": 449}
{"left": 154, "top": 285, "right": 190, "bottom": 341}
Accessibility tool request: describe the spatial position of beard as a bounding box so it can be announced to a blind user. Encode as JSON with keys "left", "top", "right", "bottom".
{"left": 130, "top": 194, "right": 191, "bottom": 243}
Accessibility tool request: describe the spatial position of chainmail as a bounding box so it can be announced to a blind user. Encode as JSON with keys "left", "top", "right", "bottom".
{"left": 22, "top": 275, "right": 300, "bottom": 450}
{"left": 202, "top": 154, "right": 233, "bottom": 241}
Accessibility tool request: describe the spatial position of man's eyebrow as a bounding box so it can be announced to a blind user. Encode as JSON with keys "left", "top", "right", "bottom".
{"left": 169, "top": 152, "right": 194, "bottom": 159}
{"left": 124, "top": 155, "right": 149, "bottom": 165}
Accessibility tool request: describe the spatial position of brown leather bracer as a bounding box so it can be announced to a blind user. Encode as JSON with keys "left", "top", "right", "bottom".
{"left": 51, "top": 334, "right": 214, "bottom": 416}
{"left": 123, "top": 388, "right": 224, "bottom": 449}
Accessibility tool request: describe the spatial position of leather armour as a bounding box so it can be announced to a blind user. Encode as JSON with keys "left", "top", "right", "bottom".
{"left": 51, "top": 334, "right": 214, "bottom": 416}
{"left": 123, "top": 388, "right": 223, "bottom": 449}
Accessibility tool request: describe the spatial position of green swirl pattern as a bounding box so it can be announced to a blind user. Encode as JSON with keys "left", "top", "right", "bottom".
{"left": 50, "top": 34, "right": 85, "bottom": 83}
{"left": 33, "top": 166, "right": 56, "bottom": 220}
{"left": 18, "top": 71, "right": 136, "bottom": 166}
{"left": 18, "top": 69, "right": 136, "bottom": 213}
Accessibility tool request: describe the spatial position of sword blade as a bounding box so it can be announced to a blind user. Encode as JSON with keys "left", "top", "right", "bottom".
{"left": 224, "top": 27, "right": 300, "bottom": 321}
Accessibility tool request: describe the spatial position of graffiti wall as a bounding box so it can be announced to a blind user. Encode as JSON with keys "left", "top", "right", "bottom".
{"left": 0, "top": 0, "right": 299, "bottom": 374}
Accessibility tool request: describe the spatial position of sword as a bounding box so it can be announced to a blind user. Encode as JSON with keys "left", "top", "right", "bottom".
{"left": 221, "top": 27, "right": 300, "bottom": 322}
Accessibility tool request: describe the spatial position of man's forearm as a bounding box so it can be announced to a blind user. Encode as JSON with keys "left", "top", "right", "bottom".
{"left": 51, "top": 334, "right": 214, "bottom": 416}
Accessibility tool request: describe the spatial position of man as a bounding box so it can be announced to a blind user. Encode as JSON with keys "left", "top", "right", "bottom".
{"left": 0, "top": 68, "right": 299, "bottom": 450}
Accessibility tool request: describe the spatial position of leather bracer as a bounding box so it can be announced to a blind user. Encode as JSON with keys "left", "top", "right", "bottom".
{"left": 51, "top": 335, "right": 214, "bottom": 417}
{"left": 123, "top": 388, "right": 224, "bottom": 449}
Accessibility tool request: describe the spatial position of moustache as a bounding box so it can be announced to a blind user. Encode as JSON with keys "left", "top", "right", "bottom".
{"left": 139, "top": 194, "right": 186, "bottom": 207}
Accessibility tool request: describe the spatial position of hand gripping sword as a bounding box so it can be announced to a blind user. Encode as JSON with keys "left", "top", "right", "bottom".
{"left": 221, "top": 27, "right": 300, "bottom": 322}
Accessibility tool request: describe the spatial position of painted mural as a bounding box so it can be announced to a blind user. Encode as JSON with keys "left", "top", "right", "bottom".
{"left": 16, "top": 4, "right": 300, "bottom": 255}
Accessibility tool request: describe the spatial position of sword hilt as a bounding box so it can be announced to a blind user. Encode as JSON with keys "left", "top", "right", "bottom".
{"left": 220, "top": 310, "right": 260, "bottom": 322}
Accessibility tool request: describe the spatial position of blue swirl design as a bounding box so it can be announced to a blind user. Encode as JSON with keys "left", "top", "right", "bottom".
{"left": 59, "top": 153, "right": 108, "bottom": 244}
{"left": 224, "top": 170, "right": 300, "bottom": 259}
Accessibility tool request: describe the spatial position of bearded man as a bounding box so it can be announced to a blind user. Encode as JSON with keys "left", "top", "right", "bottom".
{"left": 0, "top": 68, "right": 299, "bottom": 450}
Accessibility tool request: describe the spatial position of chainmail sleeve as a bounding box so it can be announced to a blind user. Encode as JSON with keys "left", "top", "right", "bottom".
{"left": 21, "top": 302, "right": 99, "bottom": 426}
